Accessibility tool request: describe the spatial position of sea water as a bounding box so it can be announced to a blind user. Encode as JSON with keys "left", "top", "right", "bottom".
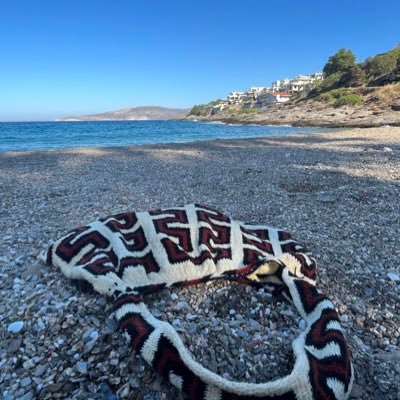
{"left": 0, "top": 120, "right": 326, "bottom": 152}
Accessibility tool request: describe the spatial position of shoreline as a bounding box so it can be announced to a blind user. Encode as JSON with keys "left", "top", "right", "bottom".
{"left": 1, "top": 126, "right": 399, "bottom": 399}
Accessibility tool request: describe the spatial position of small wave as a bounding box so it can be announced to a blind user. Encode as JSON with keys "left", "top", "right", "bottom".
{"left": 203, "top": 121, "right": 226, "bottom": 125}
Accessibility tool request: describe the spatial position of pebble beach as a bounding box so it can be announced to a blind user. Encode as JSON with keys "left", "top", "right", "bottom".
{"left": 1, "top": 126, "right": 399, "bottom": 399}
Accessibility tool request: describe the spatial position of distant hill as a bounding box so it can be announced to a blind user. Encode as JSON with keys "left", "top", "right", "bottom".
{"left": 57, "top": 106, "right": 190, "bottom": 121}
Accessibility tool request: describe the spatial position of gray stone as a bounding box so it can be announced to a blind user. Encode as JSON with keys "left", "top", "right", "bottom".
{"left": 248, "top": 319, "right": 262, "bottom": 329}
{"left": 7, "top": 321, "right": 24, "bottom": 333}
{"left": 75, "top": 361, "right": 88, "bottom": 374}
{"left": 188, "top": 322, "right": 197, "bottom": 334}
{"left": 387, "top": 272, "right": 400, "bottom": 282}
{"left": 19, "top": 393, "right": 33, "bottom": 400}
{"left": 20, "top": 377, "right": 32, "bottom": 387}
{"left": 364, "top": 287, "right": 374, "bottom": 296}
{"left": 34, "top": 364, "right": 47, "bottom": 377}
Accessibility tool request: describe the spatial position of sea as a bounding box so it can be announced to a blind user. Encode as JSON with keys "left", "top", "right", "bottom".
{"left": 0, "top": 120, "right": 326, "bottom": 152}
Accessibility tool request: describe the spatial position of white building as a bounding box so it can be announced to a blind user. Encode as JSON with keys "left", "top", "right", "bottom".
{"left": 271, "top": 79, "right": 290, "bottom": 92}
{"left": 211, "top": 103, "right": 230, "bottom": 114}
{"left": 227, "top": 91, "right": 253, "bottom": 104}
{"left": 272, "top": 73, "right": 323, "bottom": 93}
{"left": 249, "top": 86, "right": 269, "bottom": 94}
{"left": 267, "top": 92, "right": 291, "bottom": 104}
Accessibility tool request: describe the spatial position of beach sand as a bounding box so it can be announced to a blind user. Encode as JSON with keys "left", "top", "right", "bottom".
{"left": 1, "top": 127, "right": 399, "bottom": 399}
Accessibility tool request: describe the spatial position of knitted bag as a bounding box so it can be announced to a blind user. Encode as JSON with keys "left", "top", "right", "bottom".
{"left": 45, "top": 204, "right": 353, "bottom": 399}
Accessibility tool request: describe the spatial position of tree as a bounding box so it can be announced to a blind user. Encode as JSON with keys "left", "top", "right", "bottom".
{"left": 340, "top": 65, "right": 366, "bottom": 87}
{"left": 363, "top": 46, "right": 400, "bottom": 79}
{"left": 323, "top": 48, "right": 356, "bottom": 77}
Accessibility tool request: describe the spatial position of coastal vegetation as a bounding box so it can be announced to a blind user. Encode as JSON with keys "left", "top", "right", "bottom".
{"left": 238, "top": 108, "right": 258, "bottom": 114}
{"left": 303, "top": 46, "right": 400, "bottom": 98}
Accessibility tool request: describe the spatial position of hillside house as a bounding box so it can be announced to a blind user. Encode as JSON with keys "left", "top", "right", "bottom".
{"left": 271, "top": 79, "right": 290, "bottom": 92}
{"left": 227, "top": 91, "right": 253, "bottom": 104}
{"left": 267, "top": 92, "right": 291, "bottom": 103}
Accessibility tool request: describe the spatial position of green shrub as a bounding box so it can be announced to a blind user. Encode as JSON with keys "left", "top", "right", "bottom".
{"left": 334, "top": 93, "right": 363, "bottom": 107}
{"left": 189, "top": 104, "right": 209, "bottom": 116}
{"left": 312, "top": 72, "right": 343, "bottom": 95}
{"left": 317, "top": 88, "right": 347, "bottom": 102}
{"left": 363, "top": 46, "right": 400, "bottom": 79}
{"left": 239, "top": 108, "right": 258, "bottom": 114}
{"left": 341, "top": 65, "right": 366, "bottom": 87}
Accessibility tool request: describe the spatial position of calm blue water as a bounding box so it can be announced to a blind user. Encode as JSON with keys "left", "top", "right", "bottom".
{"left": 0, "top": 120, "right": 325, "bottom": 152}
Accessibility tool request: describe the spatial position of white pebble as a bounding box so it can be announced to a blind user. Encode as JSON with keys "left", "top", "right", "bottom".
{"left": 298, "top": 319, "right": 307, "bottom": 331}
{"left": 89, "top": 330, "right": 99, "bottom": 341}
{"left": 387, "top": 272, "right": 400, "bottom": 282}
{"left": 7, "top": 321, "right": 24, "bottom": 333}
{"left": 340, "top": 314, "right": 349, "bottom": 323}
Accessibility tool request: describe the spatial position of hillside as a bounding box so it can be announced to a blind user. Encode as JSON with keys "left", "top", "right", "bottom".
{"left": 57, "top": 106, "right": 189, "bottom": 121}
{"left": 185, "top": 46, "right": 400, "bottom": 127}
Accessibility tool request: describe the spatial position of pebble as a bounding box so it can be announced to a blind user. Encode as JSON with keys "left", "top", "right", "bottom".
{"left": 364, "top": 287, "right": 374, "bottom": 296}
{"left": 19, "top": 393, "right": 33, "bottom": 400}
{"left": 20, "top": 377, "right": 32, "bottom": 388}
{"left": 7, "top": 321, "right": 24, "bottom": 333}
{"left": 387, "top": 272, "right": 400, "bottom": 282}
{"left": 34, "top": 364, "right": 47, "bottom": 377}
{"left": 340, "top": 314, "right": 349, "bottom": 323}
{"left": 298, "top": 319, "right": 306, "bottom": 331}
{"left": 98, "top": 382, "right": 118, "bottom": 400}
{"left": 75, "top": 361, "right": 88, "bottom": 374}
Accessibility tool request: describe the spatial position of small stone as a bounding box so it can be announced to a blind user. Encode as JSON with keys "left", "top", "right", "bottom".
{"left": 129, "top": 377, "right": 141, "bottom": 389}
{"left": 83, "top": 340, "right": 97, "bottom": 354}
{"left": 387, "top": 272, "right": 400, "bottom": 282}
{"left": 20, "top": 377, "right": 32, "bottom": 387}
{"left": 7, "top": 321, "right": 24, "bottom": 333}
{"left": 351, "top": 383, "right": 364, "bottom": 398}
{"left": 248, "top": 319, "right": 262, "bottom": 329}
{"left": 23, "top": 359, "right": 35, "bottom": 369}
{"left": 19, "top": 393, "right": 33, "bottom": 400}
{"left": 298, "top": 319, "right": 307, "bottom": 331}
{"left": 34, "top": 364, "right": 47, "bottom": 377}
{"left": 188, "top": 322, "right": 197, "bottom": 334}
{"left": 340, "top": 314, "right": 349, "bottom": 323}
{"left": 7, "top": 338, "right": 22, "bottom": 353}
{"left": 171, "top": 293, "right": 178, "bottom": 300}
{"left": 229, "top": 309, "right": 236, "bottom": 315}
{"left": 75, "top": 361, "right": 88, "bottom": 374}
{"left": 89, "top": 330, "right": 99, "bottom": 341}
{"left": 364, "top": 287, "right": 373, "bottom": 296}
{"left": 98, "top": 382, "right": 117, "bottom": 400}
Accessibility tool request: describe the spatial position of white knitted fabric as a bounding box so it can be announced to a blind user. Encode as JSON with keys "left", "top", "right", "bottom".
{"left": 45, "top": 204, "right": 354, "bottom": 399}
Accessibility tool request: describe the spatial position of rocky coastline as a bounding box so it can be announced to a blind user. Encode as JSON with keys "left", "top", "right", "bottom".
{"left": 184, "top": 81, "right": 400, "bottom": 129}
{"left": 185, "top": 103, "right": 400, "bottom": 128}
{"left": 184, "top": 88, "right": 400, "bottom": 128}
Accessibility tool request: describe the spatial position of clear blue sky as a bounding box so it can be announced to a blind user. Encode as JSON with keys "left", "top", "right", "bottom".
{"left": 0, "top": 0, "right": 399, "bottom": 121}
